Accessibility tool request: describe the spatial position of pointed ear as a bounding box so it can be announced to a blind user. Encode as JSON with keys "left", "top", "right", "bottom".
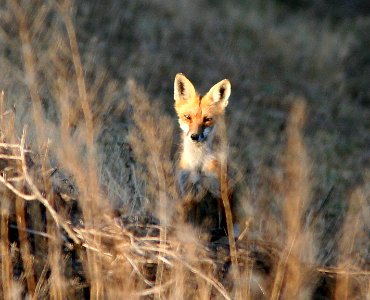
{"left": 174, "top": 73, "right": 196, "bottom": 102}
{"left": 207, "top": 79, "right": 231, "bottom": 108}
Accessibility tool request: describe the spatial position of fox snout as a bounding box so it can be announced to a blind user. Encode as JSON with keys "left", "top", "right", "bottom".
{"left": 190, "top": 132, "right": 204, "bottom": 142}
{"left": 191, "top": 133, "right": 200, "bottom": 141}
{"left": 189, "top": 126, "right": 212, "bottom": 142}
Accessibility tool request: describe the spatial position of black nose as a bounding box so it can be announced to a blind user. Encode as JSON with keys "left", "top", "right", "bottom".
{"left": 191, "top": 134, "right": 199, "bottom": 141}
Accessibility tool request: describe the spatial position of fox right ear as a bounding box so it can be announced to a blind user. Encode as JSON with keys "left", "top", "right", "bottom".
{"left": 208, "top": 79, "right": 231, "bottom": 108}
{"left": 174, "top": 73, "right": 196, "bottom": 102}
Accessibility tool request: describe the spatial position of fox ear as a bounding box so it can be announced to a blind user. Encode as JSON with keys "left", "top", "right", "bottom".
{"left": 208, "top": 79, "right": 231, "bottom": 108}
{"left": 174, "top": 73, "right": 196, "bottom": 102}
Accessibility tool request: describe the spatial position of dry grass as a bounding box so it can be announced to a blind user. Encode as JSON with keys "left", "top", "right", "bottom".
{"left": 0, "top": 0, "right": 369, "bottom": 299}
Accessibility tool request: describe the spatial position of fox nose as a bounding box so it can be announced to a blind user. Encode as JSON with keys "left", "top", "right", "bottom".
{"left": 191, "top": 133, "right": 199, "bottom": 141}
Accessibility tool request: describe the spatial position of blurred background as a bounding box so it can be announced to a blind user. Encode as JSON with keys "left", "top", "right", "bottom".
{"left": 76, "top": 0, "right": 370, "bottom": 200}
{"left": 1, "top": 0, "right": 369, "bottom": 206}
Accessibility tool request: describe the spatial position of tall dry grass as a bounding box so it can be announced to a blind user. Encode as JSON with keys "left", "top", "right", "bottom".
{"left": 0, "top": 1, "right": 369, "bottom": 299}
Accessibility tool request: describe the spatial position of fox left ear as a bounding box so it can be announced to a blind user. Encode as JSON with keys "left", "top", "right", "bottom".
{"left": 208, "top": 79, "right": 231, "bottom": 108}
{"left": 174, "top": 73, "right": 196, "bottom": 102}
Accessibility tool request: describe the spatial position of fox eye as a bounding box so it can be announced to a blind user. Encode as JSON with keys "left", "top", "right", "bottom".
{"left": 204, "top": 117, "right": 212, "bottom": 122}
{"left": 184, "top": 115, "right": 191, "bottom": 120}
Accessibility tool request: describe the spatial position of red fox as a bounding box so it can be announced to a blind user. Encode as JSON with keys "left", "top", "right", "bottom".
{"left": 174, "top": 73, "right": 232, "bottom": 230}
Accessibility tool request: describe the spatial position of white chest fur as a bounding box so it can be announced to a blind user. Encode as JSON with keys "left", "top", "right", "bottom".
{"left": 178, "top": 138, "right": 220, "bottom": 197}
{"left": 182, "top": 138, "right": 216, "bottom": 174}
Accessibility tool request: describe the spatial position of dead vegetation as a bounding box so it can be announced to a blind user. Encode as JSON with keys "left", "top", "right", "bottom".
{"left": 0, "top": 0, "right": 369, "bottom": 299}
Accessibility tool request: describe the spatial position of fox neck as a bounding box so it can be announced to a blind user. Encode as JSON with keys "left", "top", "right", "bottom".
{"left": 180, "top": 125, "right": 221, "bottom": 172}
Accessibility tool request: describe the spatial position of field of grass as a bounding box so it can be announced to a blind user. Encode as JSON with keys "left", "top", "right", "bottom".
{"left": 0, "top": 0, "right": 369, "bottom": 299}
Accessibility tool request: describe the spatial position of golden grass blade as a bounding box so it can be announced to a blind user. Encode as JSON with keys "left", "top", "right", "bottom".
{"left": 0, "top": 193, "right": 14, "bottom": 299}
{"left": 15, "top": 196, "right": 36, "bottom": 297}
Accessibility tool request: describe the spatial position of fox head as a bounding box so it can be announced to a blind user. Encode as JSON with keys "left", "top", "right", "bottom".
{"left": 174, "top": 73, "right": 231, "bottom": 143}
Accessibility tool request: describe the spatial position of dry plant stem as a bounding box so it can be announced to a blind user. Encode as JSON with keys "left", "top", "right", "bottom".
{"left": 238, "top": 219, "right": 251, "bottom": 241}
{"left": 0, "top": 193, "right": 13, "bottom": 300}
{"left": 15, "top": 196, "right": 36, "bottom": 297}
{"left": 0, "top": 143, "right": 31, "bottom": 148}
{"left": 6, "top": 4, "right": 76, "bottom": 290}
{"left": 271, "top": 99, "right": 310, "bottom": 300}
{"left": 0, "top": 92, "right": 15, "bottom": 297}
{"left": 60, "top": 0, "right": 94, "bottom": 148}
{"left": 10, "top": 0, "right": 45, "bottom": 143}
{"left": 60, "top": 3, "right": 104, "bottom": 297}
{"left": 131, "top": 279, "right": 175, "bottom": 297}
{"left": 335, "top": 188, "right": 365, "bottom": 300}
{"left": 123, "top": 253, "right": 155, "bottom": 287}
{"left": 239, "top": 220, "right": 252, "bottom": 299}
{"left": 172, "top": 261, "right": 185, "bottom": 300}
{"left": 0, "top": 90, "right": 4, "bottom": 125}
{"left": 0, "top": 175, "right": 37, "bottom": 200}
{"left": 270, "top": 230, "right": 298, "bottom": 300}
{"left": 220, "top": 162, "right": 240, "bottom": 292}
{"left": 18, "top": 128, "right": 80, "bottom": 244}
{"left": 34, "top": 262, "right": 50, "bottom": 299}
{"left": 219, "top": 118, "right": 240, "bottom": 298}
{"left": 154, "top": 161, "right": 168, "bottom": 300}
{"left": 41, "top": 145, "right": 66, "bottom": 300}
{"left": 47, "top": 218, "right": 65, "bottom": 300}
{"left": 0, "top": 154, "right": 22, "bottom": 160}
{"left": 0, "top": 144, "right": 23, "bottom": 148}
{"left": 154, "top": 227, "right": 166, "bottom": 300}
{"left": 177, "top": 254, "right": 231, "bottom": 300}
{"left": 318, "top": 268, "right": 370, "bottom": 276}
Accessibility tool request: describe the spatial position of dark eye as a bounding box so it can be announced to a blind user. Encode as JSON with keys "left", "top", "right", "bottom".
{"left": 204, "top": 117, "right": 212, "bottom": 122}
{"left": 184, "top": 115, "right": 191, "bottom": 120}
